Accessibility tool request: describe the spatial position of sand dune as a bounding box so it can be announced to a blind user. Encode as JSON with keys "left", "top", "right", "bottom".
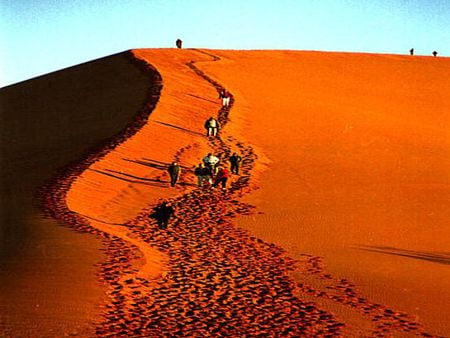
{"left": 0, "top": 51, "right": 161, "bottom": 337}
{"left": 198, "top": 50, "right": 450, "bottom": 335}
{"left": 1, "top": 49, "right": 449, "bottom": 336}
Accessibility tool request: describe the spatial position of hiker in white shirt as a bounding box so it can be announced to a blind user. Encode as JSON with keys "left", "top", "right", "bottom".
{"left": 204, "top": 117, "right": 221, "bottom": 137}
{"left": 202, "top": 153, "right": 220, "bottom": 173}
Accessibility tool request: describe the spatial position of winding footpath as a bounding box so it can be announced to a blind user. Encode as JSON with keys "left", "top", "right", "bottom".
{"left": 41, "top": 50, "right": 437, "bottom": 337}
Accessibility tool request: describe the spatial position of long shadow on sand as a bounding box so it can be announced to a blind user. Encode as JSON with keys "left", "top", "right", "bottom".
{"left": 92, "top": 168, "right": 196, "bottom": 188}
{"left": 185, "top": 93, "right": 218, "bottom": 104}
{"left": 149, "top": 120, "right": 205, "bottom": 137}
{"left": 357, "top": 246, "right": 450, "bottom": 265}
{"left": 123, "top": 158, "right": 168, "bottom": 171}
{"left": 123, "top": 158, "right": 193, "bottom": 171}
{"left": 88, "top": 168, "right": 167, "bottom": 188}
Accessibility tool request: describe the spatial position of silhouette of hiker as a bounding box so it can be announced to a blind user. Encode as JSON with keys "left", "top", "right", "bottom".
{"left": 432, "top": 51, "right": 438, "bottom": 57}
{"left": 213, "top": 166, "right": 230, "bottom": 190}
{"left": 204, "top": 117, "right": 220, "bottom": 137}
{"left": 409, "top": 48, "right": 414, "bottom": 55}
{"left": 194, "top": 163, "right": 212, "bottom": 187}
{"left": 151, "top": 202, "right": 175, "bottom": 229}
{"left": 229, "top": 152, "right": 242, "bottom": 175}
{"left": 176, "top": 39, "right": 183, "bottom": 49}
{"left": 167, "top": 162, "right": 181, "bottom": 187}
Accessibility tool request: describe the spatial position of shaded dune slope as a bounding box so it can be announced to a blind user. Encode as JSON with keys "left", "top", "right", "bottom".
{"left": 0, "top": 51, "right": 159, "bottom": 254}
{"left": 0, "top": 51, "right": 161, "bottom": 337}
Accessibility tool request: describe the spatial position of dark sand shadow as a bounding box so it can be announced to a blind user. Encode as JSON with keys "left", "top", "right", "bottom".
{"left": 356, "top": 245, "right": 450, "bottom": 265}
{"left": 124, "top": 158, "right": 193, "bottom": 171}
{"left": 123, "top": 158, "right": 167, "bottom": 170}
{"left": 185, "top": 93, "right": 218, "bottom": 104}
{"left": 88, "top": 168, "right": 167, "bottom": 188}
{"left": 150, "top": 120, "right": 204, "bottom": 137}
{"left": 91, "top": 168, "right": 196, "bottom": 188}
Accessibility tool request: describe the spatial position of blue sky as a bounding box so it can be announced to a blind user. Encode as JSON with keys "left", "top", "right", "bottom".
{"left": 1, "top": 0, "right": 449, "bottom": 87}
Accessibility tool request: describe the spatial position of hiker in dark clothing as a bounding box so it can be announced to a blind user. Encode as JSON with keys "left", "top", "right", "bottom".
{"left": 409, "top": 48, "right": 414, "bottom": 55}
{"left": 194, "top": 163, "right": 212, "bottom": 187}
{"left": 167, "top": 162, "right": 181, "bottom": 187}
{"left": 151, "top": 202, "right": 175, "bottom": 229}
{"left": 204, "top": 117, "right": 221, "bottom": 137}
{"left": 213, "top": 166, "right": 230, "bottom": 190}
{"left": 176, "top": 39, "right": 183, "bottom": 49}
{"left": 229, "top": 152, "right": 242, "bottom": 175}
{"left": 432, "top": 51, "right": 438, "bottom": 57}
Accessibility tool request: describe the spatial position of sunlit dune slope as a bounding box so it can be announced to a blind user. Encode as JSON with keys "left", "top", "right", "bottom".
{"left": 66, "top": 49, "right": 220, "bottom": 224}
{"left": 197, "top": 50, "right": 450, "bottom": 335}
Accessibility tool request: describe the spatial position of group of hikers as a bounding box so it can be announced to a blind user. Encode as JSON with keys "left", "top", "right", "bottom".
{"left": 167, "top": 151, "right": 242, "bottom": 190}
{"left": 155, "top": 151, "right": 241, "bottom": 229}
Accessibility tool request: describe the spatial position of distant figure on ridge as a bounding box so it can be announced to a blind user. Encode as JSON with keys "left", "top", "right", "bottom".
{"left": 202, "top": 153, "right": 220, "bottom": 173}
{"left": 213, "top": 166, "right": 230, "bottom": 190}
{"left": 229, "top": 152, "right": 242, "bottom": 175}
{"left": 432, "top": 51, "right": 438, "bottom": 57}
{"left": 151, "top": 201, "right": 175, "bottom": 229}
{"left": 220, "top": 90, "right": 231, "bottom": 107}
{"left": 176, "top": 39, "right": 183, "bottom": 49}
{"left": 409, "top": 48, "right": 414, "bottom": 55}
{"left": 204, "top": 117, "right": 221, "bottom": 137}
{"left": 194, "top": 163, "right": 212, "bottom": 187}
{"left": 167, "top": 161, "right": 181, "bottom": 187}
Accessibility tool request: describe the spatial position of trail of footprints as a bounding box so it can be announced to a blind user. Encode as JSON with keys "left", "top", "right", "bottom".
{"left": 39, "top": 51, "right": 437, "bottom": 337}
{"left": 95, "top": 53, "right": 344, "bottom": 336}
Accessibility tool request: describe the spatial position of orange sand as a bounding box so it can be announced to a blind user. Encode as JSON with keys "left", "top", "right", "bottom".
{"left": 67, "top": 49, "right": 450, "bottom": 335}
{"left": 66, "top": 49, "right": 222, "bottom": 279}
{"left": 198, "top": 50, "right": 450, "bottom": 335}
{"left": 3, "top": 49, "right": 449, "bottom": 336}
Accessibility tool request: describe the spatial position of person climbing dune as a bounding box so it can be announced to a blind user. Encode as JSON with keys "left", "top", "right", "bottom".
{"left": 221, "top": 90, "right": 231, "bottom": 107}
{"left": 150, "top": 201, "right": 175, "bottom": 229}
{"left": 204, "top": 117, "right": 220, "bottom": 137}
{"left": 167, "top": 161, "right": 181, "bottom": 187}
{"left": 194, "top": 163, "right": 212, "bottom": 187}
{"left": 202, "top": 153, "right": 220, "bottom": 175}
{"left": 213, "top": 166, "right": 230, "bottom": 190}
{"left": 229, "top": 152, "right": 242, "bottom": 175}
